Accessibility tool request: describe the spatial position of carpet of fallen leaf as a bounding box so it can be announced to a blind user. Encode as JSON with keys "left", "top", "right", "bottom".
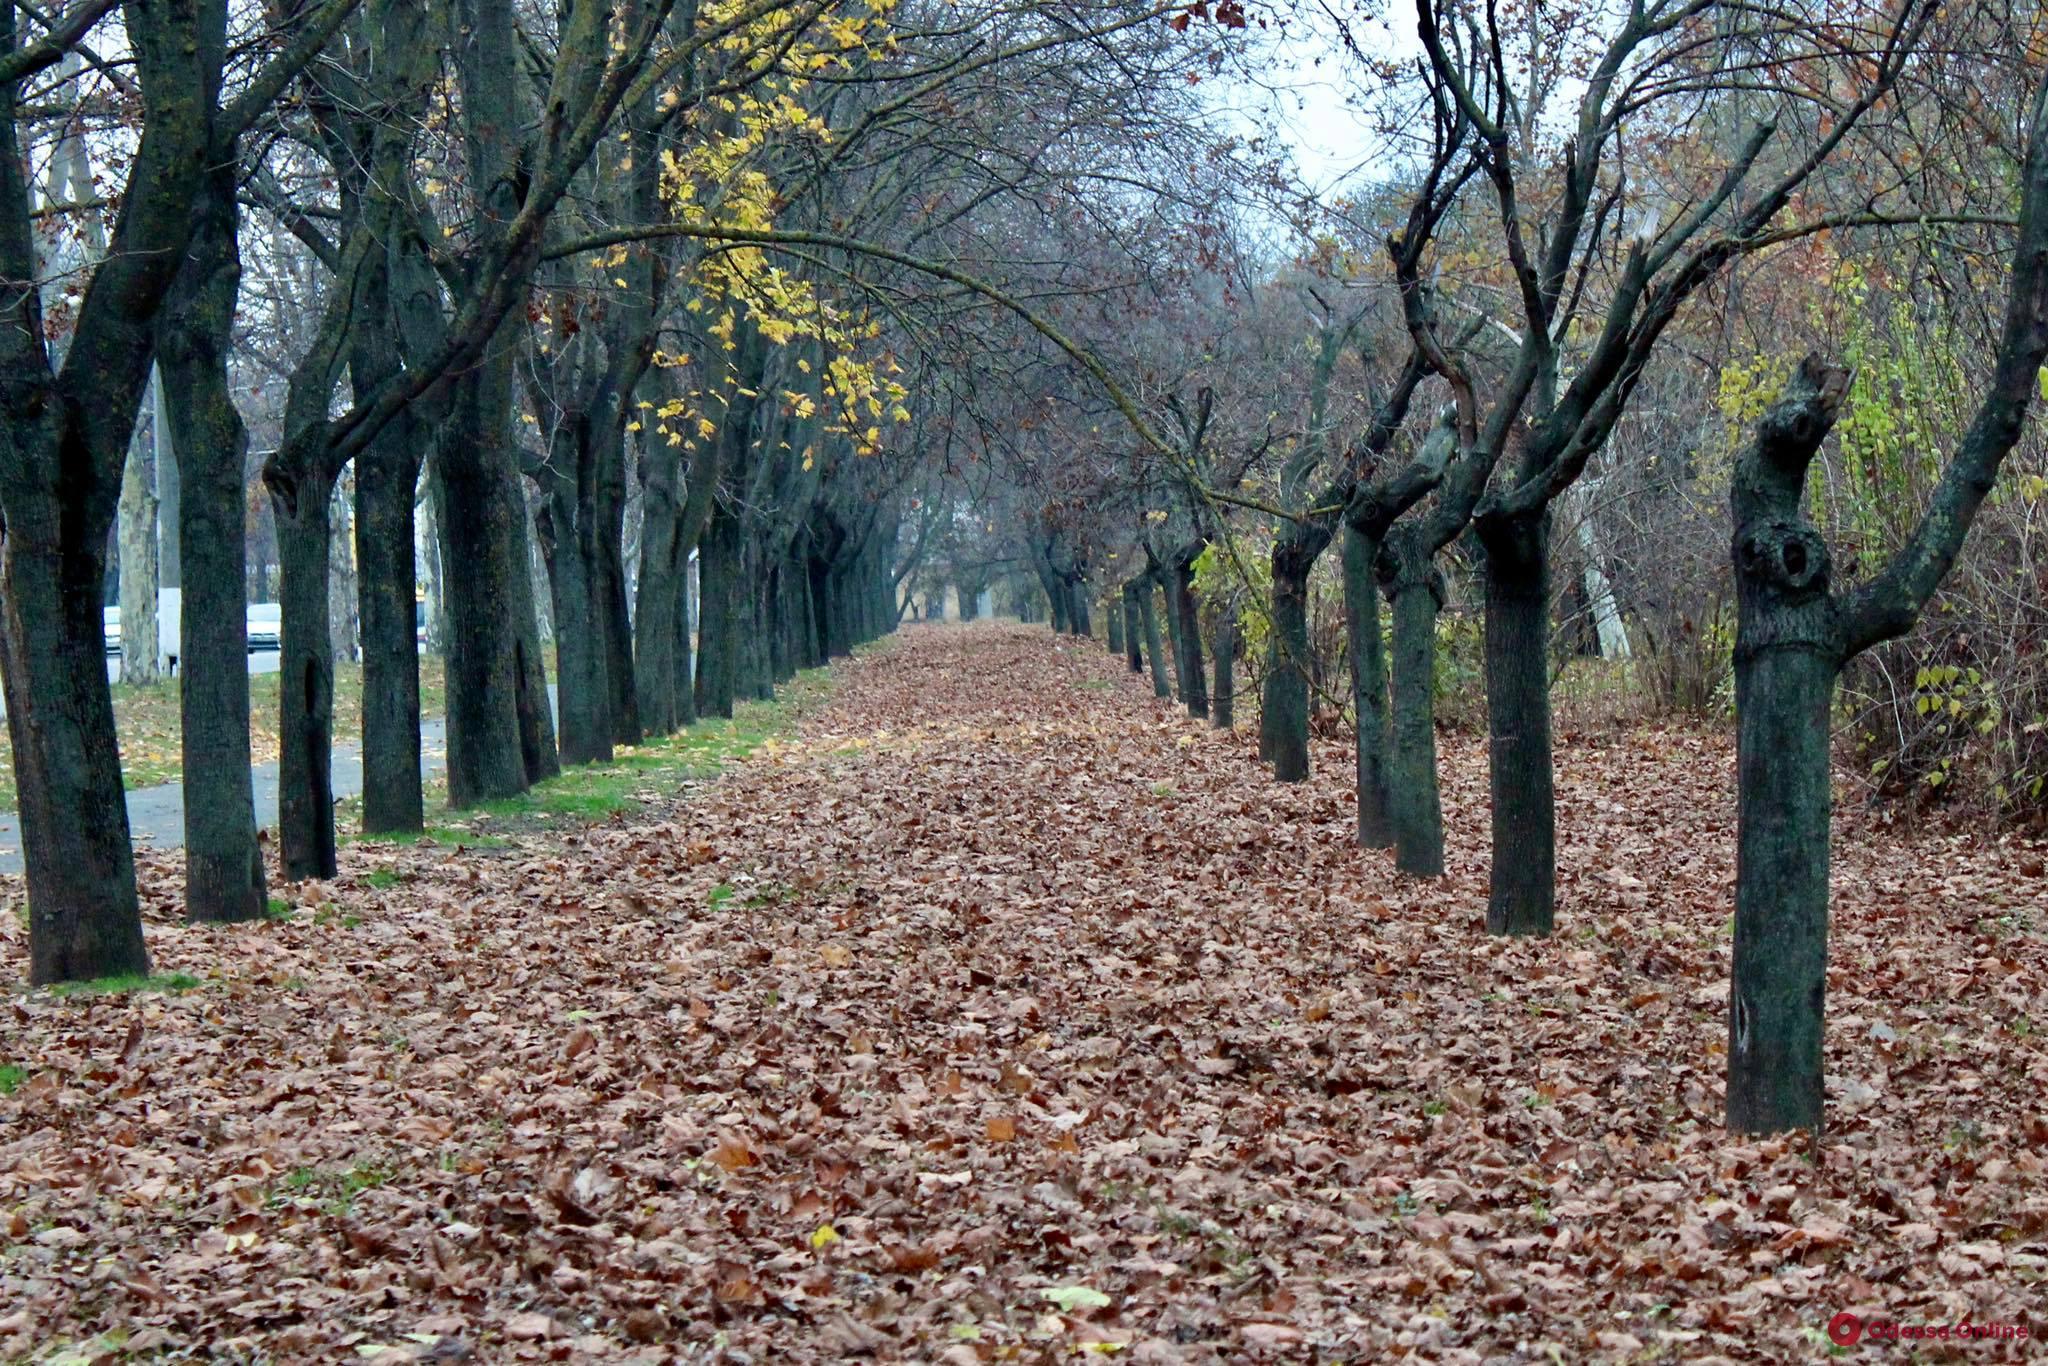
{"left": 4, "top": 621, "right": 2048, "bottom": 1364}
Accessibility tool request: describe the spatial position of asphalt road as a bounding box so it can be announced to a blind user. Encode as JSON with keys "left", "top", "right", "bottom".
{"left": 0, "top": 684, "right": 560, "bottom": 875}
{"left": 0, "top": 646, "right": 285, "bottom": 719}
{"left": 0, "top": 716, "right": 449, "bottom": 875}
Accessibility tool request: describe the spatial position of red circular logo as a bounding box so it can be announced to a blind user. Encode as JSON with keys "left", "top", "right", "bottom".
{"left": 1829, "top": 1312, "right": 1865, "bottom": 1346}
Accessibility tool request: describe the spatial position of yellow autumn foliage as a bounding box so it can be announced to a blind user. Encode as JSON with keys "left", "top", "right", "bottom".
{"left": 654, "top": 0, "right": 910, "bottom": 461}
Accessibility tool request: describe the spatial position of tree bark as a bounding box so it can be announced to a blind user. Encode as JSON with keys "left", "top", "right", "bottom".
{"left": 1066, "top": 579, "right": 1091, "bottom": 638}
{"left": 435, "top": 410, "right": 538, "bottom": 803}
{"left": 327, "top": 482, "right": 358, "bottom": 661}
{"left": 1264, "top": 548, "right": 1312, "bottom": 781}
{"left": 157, "top": 161, "right": 266, "bottom": 922}
{"left": 1476, "top": 507, "right": 1556, "bottom": 935}
{"left": 1, "top": 537, "right": 150, "bottom": 981}
{"left": 1122, "top": 587, "right": 1144, "bottom": 674}
{"left": 538, "top": 421, "right": 613, "bottom": 766}
{"left": 1157, "top": 573, "right": 1186, "bottom": 700}
{"left": 1382, "top": 535, "right": 1445, "bottom": 876}
{"left": 422, "top": 478, "right": 447, "bottom": 653}
{"left": 1726, "top": 360, "right": 1851, "bottom": 1135}
{"left": 354, "top": 418, "right": 425, "bottom": 834}
{"left": 117, "top": 401, "right": 161, "bottom": 684}
{"left": 268, "top": 440, "right": 340, "bottom": 882}
{"left": 694, "top": 497, "right": 741, "bottom": 719}
{"left": 350, "top": 221, "right": 430, "bottom": 837}
{"left": 596, "top": 437, "right": 637, "bottom": 745}
{"left": 438, "top": 0, "right": 557, "bottom": 805}
{"left": 1728, "top": 593, "right": 1838, "bottom": 1134}
{"left": 1170, "top": 549, "right": 1207, "bottom": 720}
{"left": 1209, "top": 600, "right": 1235, "bottom": 731}
{"left": 1343, "top": 524, "right": 1392, "bottom": 847}
{"left": 1138, "top": 582, "right": 1170, "bottom": 699}
{"left": 634, "top": 436, "right": 687, "bottom": 735}
{"left": 0, "top": 0, "right": 222, "bottom": 981}
{"left": 1044, "top": 565, "right": 1071, "bottom": 632}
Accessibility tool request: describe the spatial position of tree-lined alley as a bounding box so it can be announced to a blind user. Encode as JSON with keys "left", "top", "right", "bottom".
{"left": 2, "top": 624, "right": 2044, "bottom": 1359}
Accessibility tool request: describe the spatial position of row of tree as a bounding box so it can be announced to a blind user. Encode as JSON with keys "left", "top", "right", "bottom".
{"left": 974, "top": 1, "right": 2048, "bottom": 1135}
{"left": 11, "top": 0, "right": 2048, "bottom": 1143}
{"left": 4, "top": 0, "right": 1236, "bottom": 982}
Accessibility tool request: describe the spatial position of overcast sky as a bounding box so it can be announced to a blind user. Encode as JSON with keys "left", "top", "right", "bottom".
{"left": 1209, "top": 7, "right": 1424, "bottom": 201}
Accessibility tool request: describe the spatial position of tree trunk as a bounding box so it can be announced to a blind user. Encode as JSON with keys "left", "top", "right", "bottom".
{"left": 677, "top": 553, "right": 696, "bottom": 716}
{"left": 1382, "top": 539, "right": 1445, "bottom": 877}
{"left": 354, "top": 421, "right": 425, "bottom": 834}
{"left": 1, "top": 529, "right": 149, "bottom": 982}
{"left": 349, "top": 227, "right": 427, "bottom": 836}
{"left": 1105, "top": 595, "right": 1123, "bottom": 655}
{"left": 695, "top": 499, "right": 740, "bottom": 719}
{"left": 1343, "top": 524, "right": 1391, "bottom": 847}
{"left": 1066, "top": 580, "right": 1092, "bottom": 638}
{"left": 1264, "top": 551, "right": 1312, "bottom": 781}
{"left": 1210, "top": 601, "right": 1235, "bottom": 731}
{"left": 512, "top": 518, "right": 559, "bottom": 788}
{"left": 737, "top": 533, "right": 771, "bottom": 699}
{"left": 1728, "top": 614, "right": 1837, "bottom": 1133}
{"left": 596, "top": 432, "right": 637, "bottom": 746}
{"left": 117, "top": 404, "right": 161, "bottom": 684}
{"left": 1170, "top": 552, "right": 1208, "bottom": 720}
{"left": 157, "top": 163, "right": 265, "bottom": 922}
{"left": 1725, "top": 361, "right": 1850, "bottom": 1135}
{"left": 441, "top": 0, "right": 555, "bottom": 805}
{"left": 434, "top": 370, "right": 544, "bottom": 804}
{"left": 0, "top": 0, "right": 222, "bottom": 980}
{"left": 1139, "top": 583, "right": 1170, "bottom": 699}
{"left": 270, "top": 452, "right": 340, "bottom": 882}
{"left": 1043, "top": 566, "right": 1071, "bottom": 633}
{"left": 539, "top": 446, "right": 612, "bottom": 766}
{"left": 1477, "top": 508, "right": 1556, "bottom": 935}
{"left": 787, "top": 549, "right": 819, "bottom": 668}
{"left": 326, "top": 488, "right": 356, "bottom": 663}
{"left": 328, "top": 482, "right": 358, "bottom": 662}
{"left": 422, "top": 477, "right": 448, "bottom": 654}
{"left": 1158, "top": 576, "right": 1187, "bottom": 700}
{"left": 634, "top": 440, "right": 686, "bottom": 735}
{"left": 1122, "top": 587, "right": 1144, "bottom": 674}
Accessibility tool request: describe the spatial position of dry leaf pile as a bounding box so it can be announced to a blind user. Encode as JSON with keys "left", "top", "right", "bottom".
{"left": 3, "top": 621, "right": 2046, "bottom": 1362}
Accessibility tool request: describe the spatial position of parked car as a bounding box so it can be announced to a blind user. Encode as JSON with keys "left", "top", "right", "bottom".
{"left": 101, "top": 595, "right": 277, "bottom": 660}
{"left": 246, "top": 603, "right": 282, "bottom": 652}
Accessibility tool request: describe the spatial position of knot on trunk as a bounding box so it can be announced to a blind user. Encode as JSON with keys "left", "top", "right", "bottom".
{"left": 261, "top": 460, "right": 298, "bottom": 519}
{"left": 1475, "top": 506, "right": 1551, "bottom": 594}
{"left": 1376, "top": 552, "right": 1445, "bottom": 607}
{"left": 1736, "top": 521, "right": 1830, "bottom": 596}
{"left": 1734, "top": 521, "right": 1840, "bottom": 664}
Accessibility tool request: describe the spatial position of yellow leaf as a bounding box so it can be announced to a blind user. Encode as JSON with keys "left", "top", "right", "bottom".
{"left": 809, "top": 1223, "right": 840, "bottom": 1250}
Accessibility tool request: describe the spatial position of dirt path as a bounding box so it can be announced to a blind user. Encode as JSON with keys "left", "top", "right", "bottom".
{"left": 2, "top": 622, "right": 2044, "bottom": 1361}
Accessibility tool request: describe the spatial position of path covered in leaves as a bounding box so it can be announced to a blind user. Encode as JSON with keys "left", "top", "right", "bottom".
{"left": 4, "top": 621, "right": 2047, "bottom": 1361}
